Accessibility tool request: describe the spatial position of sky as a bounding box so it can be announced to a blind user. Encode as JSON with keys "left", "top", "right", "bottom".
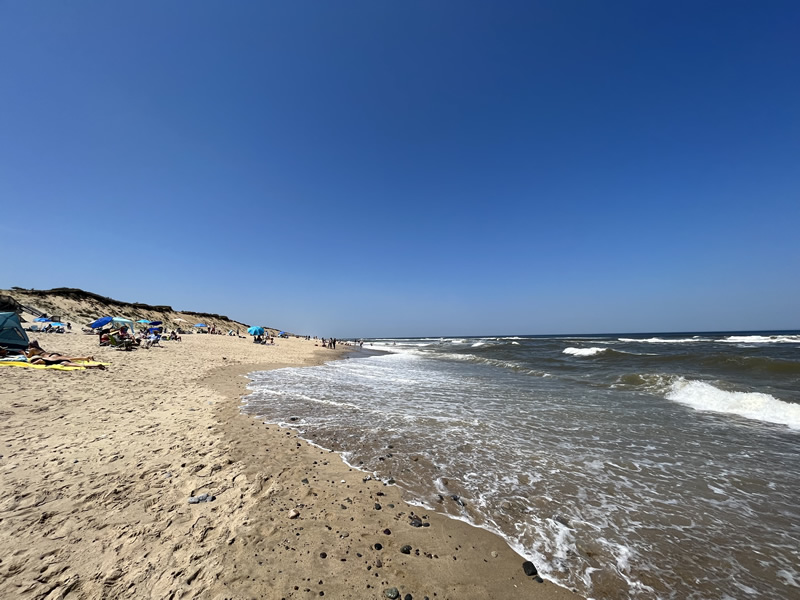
{"left": 1, "top": 1, "right": 798, "bottom": 338}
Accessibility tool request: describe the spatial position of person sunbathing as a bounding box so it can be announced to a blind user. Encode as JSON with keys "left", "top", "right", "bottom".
{"left": 24, "top": 341, "right": 105, "bottom": 369}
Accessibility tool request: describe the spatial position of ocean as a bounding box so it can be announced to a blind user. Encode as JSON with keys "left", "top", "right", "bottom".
{"left": 241, "top": 331, "right": 800, "bottom": 600}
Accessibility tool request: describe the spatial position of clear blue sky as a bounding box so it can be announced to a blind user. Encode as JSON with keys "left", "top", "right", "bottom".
{"left": 2, "top": 1, "right": 798, "bottom": 337}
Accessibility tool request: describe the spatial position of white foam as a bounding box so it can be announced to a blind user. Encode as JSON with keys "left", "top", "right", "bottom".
{"left": 665, "top": 379, "right": 800, "bottom": 429}
{"left": 718, "top": 335, "right": 800, "bottom": 344}
{"left": 563, "top": 347, "right": 607, "bottom": 357}
{"left": 618, "top": 337, "right": 706, "bottom": 343}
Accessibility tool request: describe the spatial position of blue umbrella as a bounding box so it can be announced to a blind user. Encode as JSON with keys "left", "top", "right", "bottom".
{"left": 194, "top": 323, "right": 207, "bottom": 328}
{"left": 49, "top": 322, "right": 65, "bottom": 327}
{"left": 149, "top": 320, "right": 163, "bottom": 326}
{"left": 89, "top": 316, "right": 113, "bottom": 329}
{"left": 35, "top": 317, "right": 51, "bottom": 322}
{"left": 136, "top": 319, "right": 150, "bottom": 324}
{"left": 247, "top": 326, "right": 264, "bottom": 336}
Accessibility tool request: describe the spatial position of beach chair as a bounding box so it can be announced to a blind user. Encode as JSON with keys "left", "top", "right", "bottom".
{"left": 109, "top": 333, "right": 135, "bottom": 351}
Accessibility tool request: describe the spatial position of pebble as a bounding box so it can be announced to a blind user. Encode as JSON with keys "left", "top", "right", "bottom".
{"left": 384, "top": 588, "right": 399, "bottom": 599}
{"left": 374, "top": 503, "right": 382, "bottom": 510}
{"left": 288, "top": 509, "right": 300, "bottom": 519}
{"left": 491, "top": 551, "right": 498, "bottom": 558}
{"left": 400, "top": 545, "right": 412, "bottom": 554}
{"left": 522, "top": 561, "right": 538, "bottom": 577}
{"left": 188, "top": 493, "right": 216, "bottom": 504}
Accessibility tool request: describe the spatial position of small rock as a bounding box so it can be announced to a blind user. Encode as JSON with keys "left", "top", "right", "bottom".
{"left": 374, "top": 543, "right": 383, "bottom": 551}
{"left": 409, "top": 517, "right": 422, "bottom": 528}
{"left": 288, "top": 509, "right": 300, "bottom": 519}
{"left": 374, "top": 503, "right": 382, "bottom": 510}
{"left": 188, "top": 493, "right": 215, "bottom": 504}
{"left": 384, "top": 588, "right": 399, "bottom": 599}
{"left": 383, "top": 528, "right": 392, "bottom": 535}
{"left": 491, "top": 551, "right": 498, "bottom": 558}
{"left": 400, "top": 545, "right": 412, "bottom": 554}
{"left": 522, "top": 561, "right": 538, "bottom": 576}
{"left": 301, "top": 478, "right": 309, "bottom": 484}
{"left": 404, "top": 595, "right": 413, "bottom": 600}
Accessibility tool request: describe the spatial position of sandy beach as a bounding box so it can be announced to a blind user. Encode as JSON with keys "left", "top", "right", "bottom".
{"left": 0, "top": 326, "right": 581, "bottom": 599}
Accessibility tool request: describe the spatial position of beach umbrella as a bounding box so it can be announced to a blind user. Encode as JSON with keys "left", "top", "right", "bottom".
{"left": 247, "top": 326, "right": 264, "bottom": 336}
{"left": 149, "top": 320, "right": 162, "bottom": 326}
{"left": 35, "top": 317, "right": 51, "bottom": 322}
{"left": 89, "top": 316, "right": 113, "bottom": 329}
{"left": 136, "top": 319, "right": 150, "bottom": 324}
{"left": 194, "top": 323, "right": 207, "bottom": 328}
{"left": 49, "top": 322, "right": 66, "bottom": 327}
{"left": 174, "top": 318, "right": 188, "bottom": 323}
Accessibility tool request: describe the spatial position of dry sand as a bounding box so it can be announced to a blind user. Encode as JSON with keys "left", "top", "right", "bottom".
{"left": 0, "top": 330, "right": 581, "bottom": 599}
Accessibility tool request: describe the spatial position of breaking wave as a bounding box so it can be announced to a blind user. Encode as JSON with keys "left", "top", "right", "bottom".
{"left": 563, "top": 347, "right": 607, "bottom": 357}
{"left": 665, "top": 378, "right": 800, "bottom": 429}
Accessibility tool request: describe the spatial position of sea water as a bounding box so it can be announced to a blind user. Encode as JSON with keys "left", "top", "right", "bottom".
{"left": 242, "top": 332, "right": 800, "bottom": 599}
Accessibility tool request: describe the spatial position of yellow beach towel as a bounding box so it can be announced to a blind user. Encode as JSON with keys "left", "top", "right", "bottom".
{"left": 0, "top": 360, "right": 109, "bottom": 371}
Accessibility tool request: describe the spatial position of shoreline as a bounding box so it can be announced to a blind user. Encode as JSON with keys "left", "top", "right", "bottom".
{"left": 0, "top": 332, "right": 581, "bottom": 599}
{"left": 203, "top": 353, "right": 582, "bottom": 599}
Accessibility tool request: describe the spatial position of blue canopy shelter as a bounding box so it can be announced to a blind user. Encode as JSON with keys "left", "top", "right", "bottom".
{"left": 111, "top": 317, "right": 135, "bottom": 331}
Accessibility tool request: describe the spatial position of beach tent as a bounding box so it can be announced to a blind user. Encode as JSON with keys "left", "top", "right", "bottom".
{"left": 0, "top": 312, "right": 29, "bottom": 350}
